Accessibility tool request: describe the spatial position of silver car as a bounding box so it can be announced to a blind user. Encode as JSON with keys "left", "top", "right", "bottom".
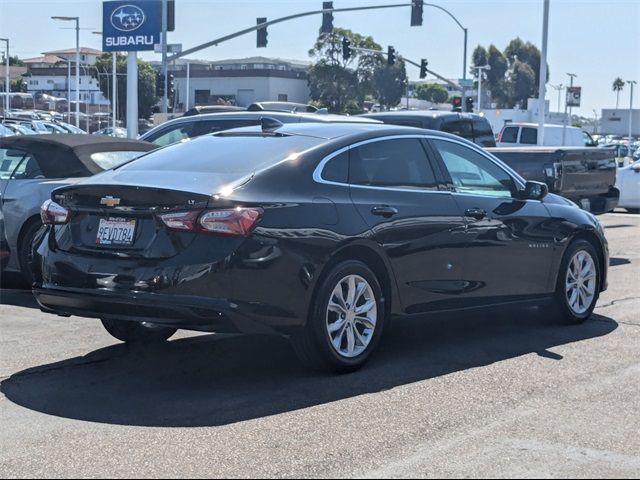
{"left": 0, "top": 134, "right": 157, "bottom": 283}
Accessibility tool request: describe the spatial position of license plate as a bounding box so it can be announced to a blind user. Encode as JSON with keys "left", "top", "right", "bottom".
{"left": 96, "top": 218, "right": 136, "bottom": 246}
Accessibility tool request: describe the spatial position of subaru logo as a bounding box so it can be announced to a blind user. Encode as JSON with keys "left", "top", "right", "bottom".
{"left": 110, "top": 5, "right": 146, "bottom": 32}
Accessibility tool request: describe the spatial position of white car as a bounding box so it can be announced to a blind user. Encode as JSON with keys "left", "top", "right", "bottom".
{"left": 616, "top": 161, "right": 640, "bottom": 213}
{"left": 496, "top": 123, "right": 596, "bottom": 147}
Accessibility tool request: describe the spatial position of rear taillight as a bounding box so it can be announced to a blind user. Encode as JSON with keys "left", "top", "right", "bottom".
{"left": 40, "top": 200, "right": 71, "bottom": 225}
{"left": 158, "top": 207, "right": 263, "bottom": 237}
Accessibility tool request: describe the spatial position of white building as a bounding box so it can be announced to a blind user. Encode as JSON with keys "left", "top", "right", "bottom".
{"left": 600, "top": 109, "right": 640, "bottom": 136}
{"left": 157, "top": 57, "right": 311, "bottom": 110}
{"left": 23, "top": 48, "right": 109, "bottom": 106}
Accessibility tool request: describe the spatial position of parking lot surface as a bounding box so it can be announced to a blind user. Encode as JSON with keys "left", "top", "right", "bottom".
{"left": 0, "top": 212, "right": 638, "bottom": 478}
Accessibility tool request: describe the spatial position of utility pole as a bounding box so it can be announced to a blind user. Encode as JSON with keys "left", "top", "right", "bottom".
{"left": 537, "top": 0, "right": 550, "bottom": 146}
{"left": 628, "top": 80, "right": 637, "bottom": 154}
{"left": 0, "top": 38, "right": 9, "bottom": 117}
{"left": 562, "top": 73, "right": 577, "bottom": 146}
{"left": 161, "top": 0, "right": 169, "bottom": 114}
{"left": 551, "top": 84, "right": 564, "bottom": 113}
{"left": 127, "top": 52, "right": 138, "bottom": 138}
{"left": 475, "top": 65, "right": 491, "bottom": 113}
{"left": 52, "top": 16, "right": 81, "bottom": 127}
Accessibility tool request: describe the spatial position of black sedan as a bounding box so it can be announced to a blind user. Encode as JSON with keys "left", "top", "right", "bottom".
{"left": 34, "top": 123, "right": 608, "bottom": 372}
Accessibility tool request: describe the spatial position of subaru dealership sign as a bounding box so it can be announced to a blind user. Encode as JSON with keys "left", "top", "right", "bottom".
{"left": 103, "top": 1, "right": 162, "bottom": 51}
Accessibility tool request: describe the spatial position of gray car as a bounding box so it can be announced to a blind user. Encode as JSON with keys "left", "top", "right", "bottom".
{"left": 0, "top": 134, "right": 157, "bottom": 283}
{"left": 140, "top": 111, "right": 380, "bottom": 146}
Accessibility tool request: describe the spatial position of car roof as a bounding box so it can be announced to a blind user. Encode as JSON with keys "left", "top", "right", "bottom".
{"left": 363, "top": 110, "right": 487, "bottom": 120}
{"left": 0, "top": 133, "right": 153, "bottom": 150}
{"left": 502, "top": 123, "right": 579, "bottom": 129}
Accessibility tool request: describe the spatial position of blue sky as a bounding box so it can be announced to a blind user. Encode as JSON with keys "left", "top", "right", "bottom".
{"left": 1, "top": 0, "right": 638, "bottom": 116}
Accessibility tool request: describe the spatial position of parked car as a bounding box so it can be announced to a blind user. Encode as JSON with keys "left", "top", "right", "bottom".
{"left": 361, "top": 111, "right": 497, "bottom": 147}
{"left": 3, "top": 123, "right": 37, "bottom": 135}
{"left": 140, "top": 111, "right": 380, "bottom": 146}
{"left": 0, "top": 124, "right": 15, "bottom": 137}
{"left": 94, "top": 127, "right": 128, "bottom": 138}
{"left": 496, "top": 123, "right": 597, "bottom": 147}
{"left": 600, "top": 143, "right": 634, "bottom": 168}
{"left": 0, "top": 134, "right": 157, "bottom": 283}
{"left": 0, "top": 209, "right": 9, "bottom": 270}
{"left": 55, "top": 122, "right": 87, "bottom": 134}
{"left": 34, "top": 124, "right": 608, "bottom": 373}
{"left": 616, "top": 160, "right": 640, "bottom": 213}
{"left": 247, "top": 102, "right": 319, "bottom": 113}
{"left": 488, "top": 147, "right": 619, "bottom": 215}
{"left": 183, "top": 105, "right": 246, "bottom": 117}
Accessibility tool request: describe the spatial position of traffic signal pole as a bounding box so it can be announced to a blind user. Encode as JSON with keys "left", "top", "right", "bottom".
{"left": 161, "top": 0, "right": 169, "bottom": 115}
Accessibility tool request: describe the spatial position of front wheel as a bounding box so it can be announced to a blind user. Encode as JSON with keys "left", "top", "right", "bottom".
{"left": 548, "top": 239, "right": 601, "bottom": 324}
{"left": 291, "top": 260, "right": 386, "bottom": 373}
{"left": 101, "top": 318, "right": 176, "bottom": 344}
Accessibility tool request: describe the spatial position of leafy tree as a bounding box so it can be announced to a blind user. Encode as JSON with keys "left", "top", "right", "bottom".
{"left": 10, "top": 79, "right": 27, "bottom": 93}
{"left": 308, "top": 28, "right": 382, "bottom": 113}
{"left": 415, "top": 83, "right": 449, "bottom": 104}
{"left": 509, "top": 60, "right": 536, "bottom": 109}
{"left": 504, "top": 37, "right": 548, "bottom": 94}
{"left": 93, "top": 53, "right": 158, "bottom": 122}
{"left": 372, "top": 59, "right": 408, "bottom": 109}
{"left": 613, "top": 77, "right": 625, "bottom": 109}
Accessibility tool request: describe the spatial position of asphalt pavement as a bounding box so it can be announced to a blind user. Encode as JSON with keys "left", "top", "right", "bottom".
{"left": 0, "top": 212, "right": 638, "bottom": 478}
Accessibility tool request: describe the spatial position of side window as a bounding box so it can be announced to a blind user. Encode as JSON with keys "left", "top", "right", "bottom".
{"left": 197, "top": 119, "right": 260, "bottom": 136}
{"left": 472, "top": 119, "right": 496, "bottom": 146}
{"left": 350, "top": 138, "right": 437, "bottom": 189}
{"left": 321, "top": 150, "right": 349, "bottom": 183}
{"left": 432, "top": 139, "right": 515, "bottom": 198}
{"left": 501, "top": 126, "right": 519, "bottom": 143}
{"left": 148, "top": 123, "right": 197, "bottom": 146}
{"left": 10, "top": 152, "right": 43, "bottom": 180}
{"left": 520, "top": 127, "right": 538, "bottom": 145}
{"left": 441, "top": 120, "right": 474, "bottom": 140}
{"left": 0, "top": 148, "right": 28, "bottom": 180}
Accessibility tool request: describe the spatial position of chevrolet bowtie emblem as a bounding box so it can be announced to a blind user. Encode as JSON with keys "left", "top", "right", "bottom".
{"left": 100, "top": 196, "right": 121, "bottom": 208}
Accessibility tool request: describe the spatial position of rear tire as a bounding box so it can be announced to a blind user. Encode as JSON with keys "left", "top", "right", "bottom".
{"left": 19, "top": 220, "right": 44, "bottom": 286}
{"left": 291, "top": 260, "right": 386, "bottom": 373}
{"left": 547, "top": 239, "right": 601, "bottom": 325}
{"left": 101, "top": 318, "right": 176, "bottom": 344}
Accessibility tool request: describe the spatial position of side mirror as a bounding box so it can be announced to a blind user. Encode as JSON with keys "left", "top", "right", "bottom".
{"left": 632, "top": 163, "right": 640, "bottom": 173}
{"left": 522, "top": 181, "right": 549, "bottom": 201}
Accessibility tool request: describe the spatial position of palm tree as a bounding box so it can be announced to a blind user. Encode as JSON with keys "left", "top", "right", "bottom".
{"left": 613, "top": 77, "right": 625, "bottom": 109}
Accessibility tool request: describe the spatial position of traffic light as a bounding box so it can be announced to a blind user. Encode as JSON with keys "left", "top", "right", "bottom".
{"left": 411, "top": 0, "right": 424, "bottom": 26}
{"left": 342, "top": 37, "right": 353, "bottom": 61}
{"left": 465, "top": 96, "right": 474, "bottom": 113}
{"left": 387, "top": 46, "right": 396, "bottom": 66}
{"left": 419, "top": 59, "right": 428, "bottom": 79}
{"left": 168, "top": 73, "right": 176, "bottom": 103}
{"left": 156, "top": 72, "right": 165, "bottom": 97}
{"left": 452, "top": 96, "right": 462, "bottom": 111}
{"left": 257, "top": 18, "right": 268, "bottom": 48}
{"left": 167, "top": 0, "right": 175, "bottom": 32}
{"left": 321, "top": 2, "right": 334, "bottom": 34}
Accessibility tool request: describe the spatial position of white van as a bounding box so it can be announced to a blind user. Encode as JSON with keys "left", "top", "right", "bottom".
{"left": 497, "top": 123, "right": 597, "bottom": 147}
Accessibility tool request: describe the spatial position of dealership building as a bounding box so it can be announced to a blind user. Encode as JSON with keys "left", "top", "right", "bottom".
{"left": 155, "top": 57, "right": 311, "bottom": 109}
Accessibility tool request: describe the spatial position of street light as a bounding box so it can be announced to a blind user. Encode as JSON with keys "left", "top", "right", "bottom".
{"left": 474, "top": 64, "right": 491, "bottom": 113}
{"left": 93, "top": 31, "right": 117, "bottom": 131}
{"left": 0, "top": 38, "right": 9, "bottom": 117}
{"left": 52, "top": 16, "right": 80, "bottom": 127}
{"left": 551, "top": 84, "right": 564, "bottom": 113}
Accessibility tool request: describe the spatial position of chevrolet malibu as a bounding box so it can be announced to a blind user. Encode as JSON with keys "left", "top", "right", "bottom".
{"left": 34, "top": 122, "right": 608, "bottom": 372}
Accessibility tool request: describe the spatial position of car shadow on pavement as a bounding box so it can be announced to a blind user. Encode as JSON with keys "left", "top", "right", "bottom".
{"left": 0, "top": 309, "right": 617, "bottom": 428}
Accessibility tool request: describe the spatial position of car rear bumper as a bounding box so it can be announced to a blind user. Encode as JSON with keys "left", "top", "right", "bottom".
{"left": 33, "top": 285, "right": 284, "bottom": 335}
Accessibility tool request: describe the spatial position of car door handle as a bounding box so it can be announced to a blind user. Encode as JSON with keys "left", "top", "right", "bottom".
{"left": 371, "top": 206, "right": 398, "bottom": 218}
{"left": 465, "top": 208, "right": 487, "bottom": 220}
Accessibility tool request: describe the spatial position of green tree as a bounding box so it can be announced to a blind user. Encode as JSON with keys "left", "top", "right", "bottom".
{"left": 308, "top": 28, "right": 382, "bottom": 113}
{"left": 485, "top": 45, "right": 509, "bottom": 107}
{"left": 10, "top": 79, "right": 27, "bottom": 93}
{"left": 504, "top": 37, "right": 548, "bottom": 95}
{"left": 613, "top": 77, "right": 625, "bottom": 109}
{"left": 372, "top": 59, "right": 408, "bottom": 109}
{"left": 93, "top": 53, "right": 158, "bottom": 122}
{"left": 509, "top": 60, "right": 536, "bottom": 109}
{"left": 415, "top": 83, "right": 449, "bottom": 104}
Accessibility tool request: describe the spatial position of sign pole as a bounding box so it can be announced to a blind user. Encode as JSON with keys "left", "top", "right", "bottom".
{"left": 112, "top": 52, "right": 117, "bottom": 130}
{"left": 126, "top": 51, "right": 138, "bottom": 138}
{"left": 562, "top": 74, "right": 576, "bottom": 146}
{"left": 537, "top": 0, "right": 549, "bottom": 146}
{"left": 161, "top": 0, "right": 168, "bottom": 114}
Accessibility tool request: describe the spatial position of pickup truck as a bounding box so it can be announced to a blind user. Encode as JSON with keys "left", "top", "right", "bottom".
{"left": 488, "top": 147, "right": 619, "bottom": 215}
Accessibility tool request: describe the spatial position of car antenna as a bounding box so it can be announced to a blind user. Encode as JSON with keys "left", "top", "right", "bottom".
{"left": 260, "top": 117, "right": 284, "bottom": 132}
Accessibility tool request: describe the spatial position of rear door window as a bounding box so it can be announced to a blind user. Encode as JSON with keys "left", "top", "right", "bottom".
{"left": 321, "top": 150, "right": 349, "bottom": 183}
{"left": 441, "top": 120, "right": 474, "bottom": 140}
{"left": 146, "top": 123, "right": 197, "bottom": 146}
{"left": 500, "top": 126, "right": 519, "bottom": 143}
{"left": 520, "top": 127, "right": 538, "bottom": 145}
{"left": 349, "top": 138, "right": 437, "bottom": 189}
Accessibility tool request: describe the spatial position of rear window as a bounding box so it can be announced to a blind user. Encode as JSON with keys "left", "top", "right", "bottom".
{"left": 90, "top": 151, "right": 148, "bottom": 170}
{"left": 501, "top": 126, "right": 519, "bottom": 143}
{"left": 442, "top": 120, "right": 473, "bottom": 139}
{"left": 520, "top": 127, "right": 538, "bottom": 145}
{"left": 120, "top": 134, "right": 324, "bottom": 175}
{"left": 473, "top": 118, "right": 494, "bottom": 137}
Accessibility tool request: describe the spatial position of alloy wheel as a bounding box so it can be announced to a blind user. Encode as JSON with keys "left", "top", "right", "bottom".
{"left": 565, "top": 250, "right": 597, "bottom": 315}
